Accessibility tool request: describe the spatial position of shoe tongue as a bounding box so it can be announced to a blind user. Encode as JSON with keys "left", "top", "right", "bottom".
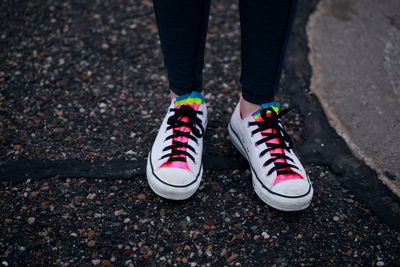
{"left": 174, "top": 92, "right": 204, "bottom": 106}
{"left": 251, "top": 102, "right": 279, "bottom": 120}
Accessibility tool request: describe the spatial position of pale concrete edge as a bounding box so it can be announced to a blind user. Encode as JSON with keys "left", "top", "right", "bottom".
{"left": 306, "top": 1, "right": 400, "bottom": 197}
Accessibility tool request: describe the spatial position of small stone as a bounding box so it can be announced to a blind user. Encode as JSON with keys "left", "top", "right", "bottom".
{"left": 92, "top": 260, "right": 100, "bottom": 265}
{"left": 124, "top": 249, "right": 133, "bottom": 256}
{"left": 345, "top": 250, "right": 353, "bottom": 256}
{"left": 184, "top": 245, "right": 191, "bottom": 250}
{"left": 333, "top": 216, "right": 339, "bottom": 222}
{"left": 376, "top": 261, "right": 384, "bottom": 266}
{"left": 160, "top": 208, "right": 166, "bottom": 217}
{"left": 250, "top": 226, "right": 258, "bottom": 231}
{"left": 181, "top": 258, "right": 188, "bottom": 263}
{"left": 220, "top": 248, "right": 227, "bottom": 257}
{"left": 227, "top": 254, "right": 239, "bottom": 262}
{"left": 30, "top": 191, "right": 40, "bottom": 198}
{"left": 114, "top": 209, "right": 124, "bottom": 216}
{"left": 101, "top": 260, "right": 111, "bottom": 266}
{"left": 262, "top": 232, "right": 270, "bottom": 239}
{"left": 137, "top": 194, "right": 146, "bottom": 200}
{"left": 70, "top": 233, "right": 78, "bottom": 237}
{"left": 124, "top": 218, "right": 131, "bottom": 223}
{"left": 27, "top": 217, "right": 36, "bottom": 225}
{"left": 87, "top": 231, "right": 95, "bottom": 239}
{"left": 86, "top": 193, "right": 96, "bottom": 200}
{"left": 87, "top": 240, "right": 96, "bottom": 247}
{"left": 13, "top": 144, "right": 21, "bottom": 150}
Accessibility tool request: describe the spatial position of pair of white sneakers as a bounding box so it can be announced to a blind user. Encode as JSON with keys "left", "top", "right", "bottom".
{"left": 146, "top": 92, "right": 313, "bottom": 211}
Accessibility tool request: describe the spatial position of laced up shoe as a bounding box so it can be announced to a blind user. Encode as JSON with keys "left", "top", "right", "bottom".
{"left": 147, "top": 92, "right": 207, "bottom": 200}
{"left": 228, "top": 100, "right": 313, "bottom": 211}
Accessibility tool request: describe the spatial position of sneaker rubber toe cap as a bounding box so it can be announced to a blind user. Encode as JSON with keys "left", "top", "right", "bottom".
{"left": 154, "top": 167, "right": 196, "bottom": 187}
{"left": 271, "top": 178, "right": 311, "bottom": 198}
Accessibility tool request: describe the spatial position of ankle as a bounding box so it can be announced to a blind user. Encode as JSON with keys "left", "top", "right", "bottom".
{"left": 240, "top": 97, "right": 261, "bottom": 119}
{"left": 170, "top": 91, "right": 178, "bottom": 100}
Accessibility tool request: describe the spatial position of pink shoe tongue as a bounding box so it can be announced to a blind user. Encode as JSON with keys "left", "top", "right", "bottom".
{"left": 161, "top": 92, "right": 204, "bottom": 171}
{"left": 251, "top": 102, "right": 303, "bottom": 185}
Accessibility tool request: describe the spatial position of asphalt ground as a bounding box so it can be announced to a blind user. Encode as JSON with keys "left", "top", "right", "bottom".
{"left": 1, "top": 0, "right": 400, "bottom": 266}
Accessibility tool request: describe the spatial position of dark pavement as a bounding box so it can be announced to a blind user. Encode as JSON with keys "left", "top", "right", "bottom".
{"left": 1, "top": 0, "right": 399, "bottom": 265}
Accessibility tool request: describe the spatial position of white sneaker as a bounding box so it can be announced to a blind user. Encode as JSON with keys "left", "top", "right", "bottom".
{"left": 147, "top": 92, "right": 207, "bottom": 200}
{"left": 228, "top": 99, "right": 313, "bottom": 211}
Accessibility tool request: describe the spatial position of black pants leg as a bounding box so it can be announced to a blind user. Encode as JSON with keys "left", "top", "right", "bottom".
{"left": 153, "top": 0, "right": 211, "bottom": 96}
{"left": 153, "top": 0, "right": 297, "bottom": 103}
{"left": 239, "top": 0, "right": 298, "bottom": 104}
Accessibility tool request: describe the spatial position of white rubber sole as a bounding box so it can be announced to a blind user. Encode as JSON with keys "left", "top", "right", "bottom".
{"left": 146, "top": 157, "right": 202, "bottom": 201}
{"left": 228, "top": 123, "right": 313, "bottom": 211}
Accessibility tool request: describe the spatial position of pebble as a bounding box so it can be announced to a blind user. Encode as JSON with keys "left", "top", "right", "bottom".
{"left": 262, "top": 232, "right": 270, "bottom": 239}
{"left": 27, "top": 217, "right": 36, "bottom": 225}
{"left": 333, "top": 216, "right": 340, "bottom": 222}
{"left": 377, "top": 262, "right": 384, "bottom": 266}
{"left": 124, "top": 218, "right": 131, "bottom": 223}
{"left": 137, "top": 194, "right": 146, "bottom": 200}
{"left": 86, "top": 193, "right": 96, "bottom": 200}
{"left": 227, "top": 254, "right": 239, "bottom": 262}
{"left": 87, "top": 231, "right": 95, "bottom": 239}
{"left": 101, "top": 260, "right": 111, "bottom": 266}
{"left": 92, "top": 260, "right": 100, "bottom": 265}
{"left": 114, "top": 210, "right": 124, "bottom": 216}
{"left": 87, "top": 240, "right": 96, "bottom": 247}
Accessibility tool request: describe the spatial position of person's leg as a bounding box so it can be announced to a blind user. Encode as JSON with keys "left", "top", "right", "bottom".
{"left": 153, "top": 0, "right": 211, "bottom": 97}
{"left": 239, "top": 0, "right": 298, "bottom": 117}
{"left": 229, "top": 0, "right": 313, "bottom": 211}
{"left": 148, "top": 0, "right": 210, "bottom": 200}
